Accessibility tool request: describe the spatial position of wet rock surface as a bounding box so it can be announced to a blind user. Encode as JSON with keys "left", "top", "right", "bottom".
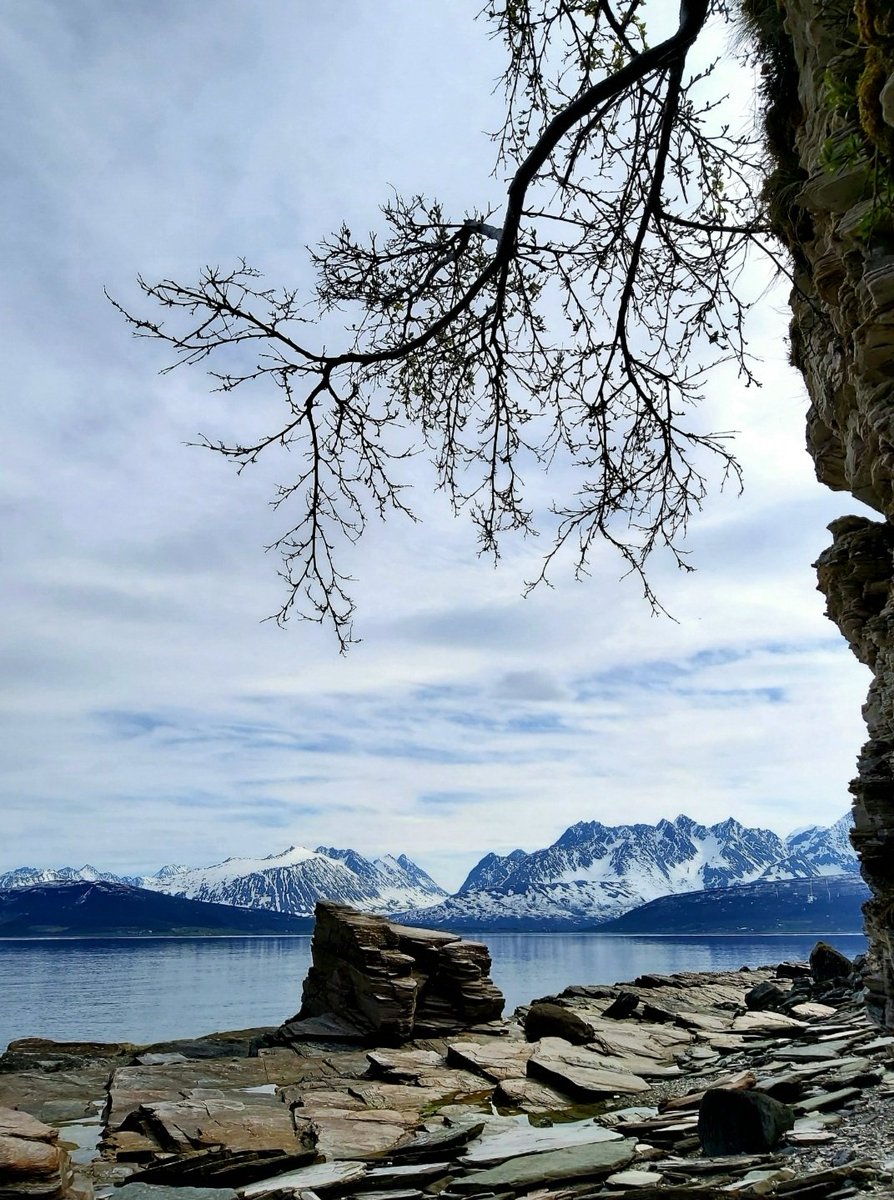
{"left": 1, "top": 955, "right": 893, "bottom": 1198}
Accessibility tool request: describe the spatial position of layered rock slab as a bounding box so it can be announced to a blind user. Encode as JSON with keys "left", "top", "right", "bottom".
{"left": 270, "top": 902, "right": 504, "bottom": 1046}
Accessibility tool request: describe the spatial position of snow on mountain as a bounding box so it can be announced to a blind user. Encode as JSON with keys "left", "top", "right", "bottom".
{"left": 0, "top": 865, "right": 130, "bottom": 889}
{"left": 400, "top": 812, "right": 858, "bottom": 930}
{"left": 778, "top": 812, "right": 859, "bottom": 876}
{"left": 0, "top": 845, "right": 446, "bottom": 918}
{"left": 139, "top": 845, "right": 446, "bottom": 916}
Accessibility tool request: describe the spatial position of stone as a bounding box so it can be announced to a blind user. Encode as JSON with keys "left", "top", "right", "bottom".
{"left": 269, "top": 904, "right": 503, "bottom": 1046}
{"left": 449, "top": 1137, "right": 637, "bottom": 1192}
{"left": 527, "top": 1039, "right": 651, "bottom": 1099}
{"left": 491, "top": 1076, "right": 572, "bottom": 1113}
{"left": 297, "top": 1108, "right": 418, "bottom": 1162}
{"left": 124, "top": 1145, "right": 321, "bottom": 1191}
{"left": 122, "top": 1095, "right": 313, "bottom": 1156}
{"left": 117, "top": 1187, "right": 238, "bottom": 1200}
{"left": 445, "top": 1039, "right": 535, "bottom": 1081}
{"left": 745, "top": 982, "right": 788, "bottom": 1011}
{"left": 605, "top": 1168, "right": 665, "bottom": 1187}
{"left": 809, "top": 942, "right": 853, "bottom": 984}
{"left": 789, "top": 1002, "right": 838, "bottom": 1019}
{"left": 795, "top": 1086, "right": 862, "bottom": 1112}
{"left": 602, "top": 992, "right": 640, "bottom": 1019}
{"left": 0, "top": 1106, "right": 72, "bottom": 1200}
{"left": 239, "top": 1159, "right": 368, "bottom": 1197}
{"left": 459, "top": 1116, "right": 622, "bottom": 1166}
{"left": 697, "top": 1088, "right": 795, "bottom": 1155}
{"left": 730, "top": 1011, "right": 808, "bottom": 1035}
{"left": 366, "top": 1049, "right": 444, "bottom": 1082}
{"left": 523, "top": 1002, "right": 595, "bottom": 1045}
{"left": 363, "top": 1160, "right": 453, "bottom": 1188}
{"left": 387, "top": 1120, "right": 486, "bottom": 1161}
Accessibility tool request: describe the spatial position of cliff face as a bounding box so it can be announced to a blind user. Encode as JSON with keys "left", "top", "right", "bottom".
{"left": 768, "top": 0, "right": 894, "bottom": 1024}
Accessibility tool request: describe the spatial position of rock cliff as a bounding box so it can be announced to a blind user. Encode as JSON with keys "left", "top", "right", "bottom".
{"left": 758, "top": 0, "right": 894, "bottom": 1023}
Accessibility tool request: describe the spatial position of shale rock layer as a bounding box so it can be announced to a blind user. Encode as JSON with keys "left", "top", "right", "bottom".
{"left": 772, "top": 0, "right": 894, "bottom": 1025}
{"left": 272, "top": 903, "right": 504, "bottom": 1045}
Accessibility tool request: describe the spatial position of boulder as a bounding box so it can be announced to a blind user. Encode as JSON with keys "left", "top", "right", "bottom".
{"left": 697, "top": 1087, "right": 795, "bottom": 1156}
{"left": 523, "top": 1002, "right": 595, "bottom": 1044}
{"left": 745, "top": 981, "right": 788, "bottom": 1011}
{"left": 809, "top": 941, "right": 853, "bottom": 984}
{"left": 271, "top": 903, "right": 503, "bottom": 1046}
{"left": 602, "top": 991, "right": 640, "bottom": 1019}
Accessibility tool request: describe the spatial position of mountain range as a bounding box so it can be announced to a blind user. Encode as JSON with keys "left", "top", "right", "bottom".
{"left": 0, "top": 846, "right": 446, "bottom": 918}
{"left": 0, "top": 812, "right": 858, "bottom": 933}
{"left": 394, "top": 812, "right": 860, "bottom": 930}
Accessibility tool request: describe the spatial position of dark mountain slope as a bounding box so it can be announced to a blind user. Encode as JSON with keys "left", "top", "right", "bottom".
{"left": 0, "top": 881, "right": 314, "bottom": 937}
{"left": 596, "top": 875, "right": 870, "bottom": 935}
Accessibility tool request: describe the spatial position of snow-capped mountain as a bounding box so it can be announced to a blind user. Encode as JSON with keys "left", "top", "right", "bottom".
{"left": 775, "top": 812, "right": 858, "bottom": 877}
{"left": 397, "top": 813, "right": 858, "bottom": 930}
{"left": 141, "top": 845, "right": 446, "bottom": 916}
{"left": 0, "top": 864, "right": 136, "bottom": 889}
{"left": 0, "top": 846, "right": 446, "bottom": 918}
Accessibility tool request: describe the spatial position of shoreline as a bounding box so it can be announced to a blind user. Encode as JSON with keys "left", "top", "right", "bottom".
{"left": 2, "top": 949, "right": 893, "bottom": 1198}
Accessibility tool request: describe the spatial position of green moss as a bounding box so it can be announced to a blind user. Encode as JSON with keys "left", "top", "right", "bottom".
{"left": 737, "top": 0, "right": 813, "bottom": 258}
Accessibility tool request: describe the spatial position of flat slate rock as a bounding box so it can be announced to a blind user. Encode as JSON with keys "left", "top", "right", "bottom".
{"left": 774, "top": 1041, "right": 853, "bottom": 1061}
{"left": 491, "top": 1076, "right": 573, "bottom": 1112}
{"left": 239, "top": 1158, "right": 368, "bottom": 1196}
{"left": 528, "top": 1039, "right": 650, "bottom": 1100}
{"left": 308, "top": 1109, "right": 419, "bottom": 1161}
{"left": 446, "top": 1040, "right": 535, "bottom": 1081}
{"left": 606, "top": 1169, "right": 666, "bottom": 1187}
{"left": 450, "top": 1136, "right": 637, "bottom": 1192}
{"left": 460, "top": 1116, "right": 622, "bottom": 1166}
{"left": 367, "top": 1049, "right": 445, "bottom": 1081}
{"left": 363, "top": 1160, "right": 453, "bottom": 1187}
{"left": 388, "top": 1120, "right": 486, "bottom": 1160}
{"left": 117, "top": 1187, "right": 238, "bottom": 1200}
{"left": 135, "top": 1096, "right": 307, "bottom": 1154}
{"left": 730, "top": 1012, "right": 808, "bottom": 1035}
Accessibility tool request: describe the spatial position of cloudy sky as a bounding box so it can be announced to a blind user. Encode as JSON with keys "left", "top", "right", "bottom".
{"left": 1, "top": 1, "right": 874, "bottom": 892}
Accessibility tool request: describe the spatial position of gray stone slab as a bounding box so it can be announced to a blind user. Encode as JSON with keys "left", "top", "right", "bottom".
{"left": 460, "top": 1117, "right": 622, "bottom": 1166}
{"left": 450, "top": 1136, "right": 637, "bottom": 1192}
{"left": 239, "top": 1159, "right": 368, "bottom": 1196}
{"left": 117, "top": 1186, "right": 238, "bottom": 1200}
{"left": 775, "top": 1042, "right": 852, "bottom": 1062}
{"left": 527, "top": 1040, "right": 650, "bottom": 1100}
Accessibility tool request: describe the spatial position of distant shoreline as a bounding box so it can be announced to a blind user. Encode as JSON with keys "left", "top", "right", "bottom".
{"left": 0, "top": 928, "right": 868, "bottom": 941}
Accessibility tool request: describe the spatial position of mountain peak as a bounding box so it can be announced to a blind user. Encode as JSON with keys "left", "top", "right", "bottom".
{"left": 399, "top": 812, "right": 860, "bottom": 931}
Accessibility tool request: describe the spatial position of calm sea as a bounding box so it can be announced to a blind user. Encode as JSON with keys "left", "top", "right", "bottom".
{"left": 0, "top": 932, "right": 867, "bottom": 1053}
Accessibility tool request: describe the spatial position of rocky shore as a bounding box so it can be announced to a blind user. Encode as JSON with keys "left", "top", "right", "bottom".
{"left": 1, "top": 922, "right": 892, "bottom": 1200}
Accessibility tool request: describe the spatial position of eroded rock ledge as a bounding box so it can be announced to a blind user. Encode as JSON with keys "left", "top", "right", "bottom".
{"left": 765, "top": 0, "right": 894, "bottom": 1025}
{"left": 267, "top": 903, "right": 505, "bottom": 1046}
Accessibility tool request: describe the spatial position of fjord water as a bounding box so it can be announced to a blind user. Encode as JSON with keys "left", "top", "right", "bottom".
{"left": 0, "top": 932, "right": 867, "bottom": 1053}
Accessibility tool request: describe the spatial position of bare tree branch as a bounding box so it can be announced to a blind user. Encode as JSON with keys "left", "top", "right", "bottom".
{"left": 114, "top": 0, "right": 769, "bottom": 649}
